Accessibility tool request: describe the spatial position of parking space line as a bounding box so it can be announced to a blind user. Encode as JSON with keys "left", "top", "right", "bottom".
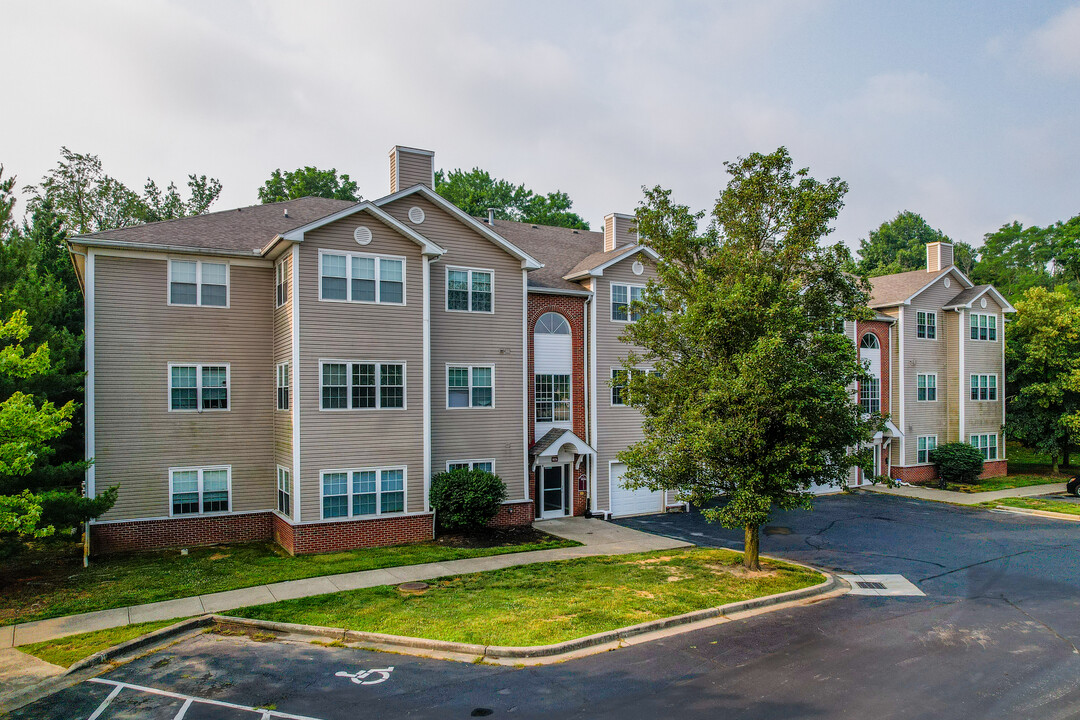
{"left": 87, "top": 678, "right": 324, "bottom": 720}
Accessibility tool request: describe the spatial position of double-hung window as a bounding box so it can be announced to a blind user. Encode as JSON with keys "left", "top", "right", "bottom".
{"left": 319, "top": 251, "right": 405, "bottom": 304}
{"left": 970, "top": 313, "right": 997, "bottom": 341}
{"left": 169, "top": 364, "right": 229, "bottom": 411}
{"left": 169, "top": 260, "right": 228, "bottom": 307}
{"left": 447, "top": 459, "right": 495, "bottom": 473}
{"left": 275, "top": 258, "right": 288, "bottom": 308}
{"left": 917, "top": 436, "right": 937, "bottom": 464}
{"left": 860, "top": 377, "right": 881, "bottom": 414}
{"left": 535, "top": 374, "right": 571, "bottom": 422}
{"left": 611, "top": 283, "right": 645, "bottom": 322}
{"left": 320, "top": 362, "right": 405, "bottom": 410}
{"left": 970, "top": 434, "right": 998, "bottom": 460}
{"left": 321, "top": 467, "right": 406, "bottom": 519}
{"left": 170, "top": 466, "right": 230, "bottom": 516}
{"left": 970, "top": 374, "right": 998, "bottom": 401}
{"left": 447, "top": 366, "right": 493, "bottom": 408}
{"left": 276, "top": 466, "right": 291, "bottom": 516}
{"left": 612, "top": 368, "right": 649, "bottom": 406}
{"left": 916, "top": 311, "right": 937, "bottom": 339}
{"left": 917, "top": 374, "right": 937, "bottom": 401}
{"left": 276, "top": 363, "right": 290, "bottom": 411}
{"left": 446, "top": 268, "right": 493, "bottom": 312}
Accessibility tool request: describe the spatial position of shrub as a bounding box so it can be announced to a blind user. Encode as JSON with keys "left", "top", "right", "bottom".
{"left": 429, "top": 469, "right": 508, "bottom": 531}
{"left": 930, "top": 442, "right": 984, "bottom": 489}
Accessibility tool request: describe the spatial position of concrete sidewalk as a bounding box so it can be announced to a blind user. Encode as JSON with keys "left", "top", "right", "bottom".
{"left": 2, "top": 518, "right": 690, "bottom": 649}
{"left": 863, "top": 481, "right": 1065, "bottom": 505}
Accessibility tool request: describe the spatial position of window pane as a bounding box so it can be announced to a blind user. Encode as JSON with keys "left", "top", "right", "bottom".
{"left": 171, "top": 260, "right": 197, "bottom": 284}
{"left": 201, "top": 284, "right": 226, "bottom": 306}
{"left": 471, "top": 272, "right": 492, "bottom": 312}
{"left": 381, "top": 469, "right": 404, "bottom": 513}
{"left": 472, "top": 387, "right": 493, "bottom": 407}
{"left": 322, "top": 254, "right": 348, "bottom": 300}
{"left": 171, "top": 366, "right": 197, "bottom": 410}
{"left": 448, "top": 367, "right": 470, "bottom": 407}
{"left": 201, "top": 263, "right": 226, "bottom": 285}
{"left": 351, "top": 256, "right": 376, "bottom": 302}
{"left": 472, "top": 367, "right": 491, "bottom": 387}
{"left": 448, "top": 388, "right": 470, "bottom": 407}
{"left": 612, "top": 285, "right": 628, "bottom": 321}
{"left": 448, "top": 270, "right": 470, "bottom": 310}
{"left": 448, "top": 462, "right": 470, "bottom": 472}
{"left": 171, "top": 282, "right": 197, "bottom": 305}
{"left": 201, "top": 367, "right": 228, "bottom": 409}
{"left": 323, "top": 496, "right": 348, "bottom": 518}
{"left": 380, "top": 260, "right": 404, "bottom": 303}
{"left": 172, "top": 470, "right": 199, "bottom": 515}
{"left": 322, "top": 364, "right": 348, "bottom": 409}
{"left": 380, "top": 364, "right": 404, "bottom": 408}
{"left": 380, "top": 280, "right": 403, "bottom": 304}
{"left": 173, "top": 492, "right": 199, "bottom": 515}
{"left": 474, "top": 462, "right": 493, "bottom": 473}
{"left": 472, "top": 367, "right": 492, "bottom": 407}
{"left": 322, "top": 472, "right": 348, "bottom": 518}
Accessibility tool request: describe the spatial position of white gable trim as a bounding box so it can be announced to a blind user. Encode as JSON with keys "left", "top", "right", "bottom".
{"left": 564, "top": 245, "right": 661, "bottom": 281}
{"left": 942, "top": 285, "right": 1017, "bottom": 313}
{"left": 901, "top": 266, "right": 973, "bottom": 306}
{"left": 530, "top": 430, "right": 595, "bottom": 470}
{"left": 279, "top": 202, "right": 445, "bottom": 256}
{"left": 373, "top": 185, "right": 543, "bottom": 270}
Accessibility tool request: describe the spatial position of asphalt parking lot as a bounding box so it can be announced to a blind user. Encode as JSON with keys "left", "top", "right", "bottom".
{"left": 12, "top": 492, "right": 1080, "bottom": 720}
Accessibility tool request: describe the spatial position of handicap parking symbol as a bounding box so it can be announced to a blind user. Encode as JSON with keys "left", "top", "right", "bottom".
{"left": 335, "top": 667, "right": 395, "bottom": 686}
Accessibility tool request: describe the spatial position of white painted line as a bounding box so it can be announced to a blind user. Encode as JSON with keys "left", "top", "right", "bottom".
{"left": 88, "top": 678, "right": 323, "bottom": 720}
{"left": 174, "top": 698, "right": 193, "bottom": 720}
{"left": 86, "top": 682, "right": 122, "bottom": 720}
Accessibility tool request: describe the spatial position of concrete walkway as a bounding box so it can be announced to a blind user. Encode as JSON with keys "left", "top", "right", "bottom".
{"left": 2, "top": 518, "right": 689, "bottom": 650}
{"left": 864, "top": 481, "right": 1065, "bottom": 505}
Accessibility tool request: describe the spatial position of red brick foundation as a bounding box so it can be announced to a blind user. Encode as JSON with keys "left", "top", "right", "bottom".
{"left": 488, "top": 500, "right": 535, "bottom": 528}
{"left": 891, "top": 460, "right": 1010, "bottom": 485}
{"left": 980, "top": 460, "right": 1008, "bottom": 478}
{"left": 91, "top": 512, "right": 274, "bottom": 554}
{"left": 287, "top": 513, "right": 435, "bottom": 555}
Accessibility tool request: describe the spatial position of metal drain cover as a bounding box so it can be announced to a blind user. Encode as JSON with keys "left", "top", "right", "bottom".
{"left": 397, "top": 581, "right": 430, "bottom": 593}
{"left": 856, "top": 581, "right": 887, "bottom": 589}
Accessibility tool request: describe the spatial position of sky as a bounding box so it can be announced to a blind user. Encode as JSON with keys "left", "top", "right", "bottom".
{"left": 3, "top": 0, "right": 1079, "bottom": 250}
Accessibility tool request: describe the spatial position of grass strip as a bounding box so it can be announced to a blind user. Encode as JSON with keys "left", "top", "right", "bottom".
{"left": 987, "top": 497, "right": 1080, "bottom": 516}
{"left": 231, "top": 548, "right": 822, "bottom": 647}
{"left": 19, "top": 619, "right": 185, "bottom": 668}
{"left": 949, "top": 474, "right": 1064, "bottom": 493}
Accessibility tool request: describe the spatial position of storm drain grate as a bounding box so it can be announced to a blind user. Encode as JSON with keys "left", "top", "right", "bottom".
{"left": 855, "top": 581, "right": 887, "bottom": 589}
{"left": 840, "top": 574, "right": 925, "bottom": 597}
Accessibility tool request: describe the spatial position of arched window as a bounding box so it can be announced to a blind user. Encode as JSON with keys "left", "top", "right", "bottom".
{"left": 535, "top": 312, "right": 570, "bottom": 335}
{"left": 860, "top": 333, "right": 879, "bottom": 349}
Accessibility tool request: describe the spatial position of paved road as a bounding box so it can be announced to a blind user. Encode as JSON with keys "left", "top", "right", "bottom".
{"left": 13, "top": 492, "right": 1080, "bottom": 719}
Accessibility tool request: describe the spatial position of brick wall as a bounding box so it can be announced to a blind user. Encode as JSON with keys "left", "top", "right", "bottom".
{"left": 272, "top": 513, "right": 296, "bottom": 554}
{"left": 91, "top": 512, "right": 274, "bottom": 554}
{"left": 980, "top": 460, "right": 1008, "bottom": 479}
{"left": 856, "top": 319, "right": 892, "bottom": 417}
{"left": 891, "top": 459, "right": 1009, "bottom": 485}
{"left": 289, "top": 513, "right": 435, "bottom": 554}
{"left": 487, "top": 499, "right": 535, "bottom": 528}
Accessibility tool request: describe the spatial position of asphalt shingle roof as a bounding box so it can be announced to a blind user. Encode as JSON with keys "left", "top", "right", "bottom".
{"left": 482, "top": 218, "right": 603, "bottom": 292}
{"left": 867, "top": 267, "right": 952, "bottom": 308}
{"left": 942, "top": 285, "right": 991, "bottom": 308}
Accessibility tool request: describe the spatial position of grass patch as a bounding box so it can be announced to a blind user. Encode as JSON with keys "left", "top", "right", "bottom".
{"left": 231, "top": 548, "right": 822, "bottom": 647}
{"left": 1006, "top": 440, "right": 1078, "bottom": 477}
{"left": 948, "top": 474, "right": 1064, "bottom": 493}
{"left": 986, "top": 497, "right": 1080, "bottom": 517}
{"left": 19, "top": 618, "right": 183, "bottom": 668}
{"left": 0, "top": 530, "right": 577, "bottom": 627}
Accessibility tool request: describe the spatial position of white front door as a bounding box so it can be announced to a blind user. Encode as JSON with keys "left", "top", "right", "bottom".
{"left": 541, "top": 465, "right": 565, "bottom": 519}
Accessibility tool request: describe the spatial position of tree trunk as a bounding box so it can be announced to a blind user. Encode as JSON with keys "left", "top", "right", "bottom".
{"left": 1064, "top": 445, "right": 1071, "bottom": 469}
{"left": 744, "top": 524, "right": 761, "bottom": 570}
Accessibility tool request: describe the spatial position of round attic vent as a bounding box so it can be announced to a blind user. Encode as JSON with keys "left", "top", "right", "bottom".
{"left": 354, "top": 226, "right": 373, "bottom": 245}
{"left": 980, "top": 297, "right": 987, "bottom": 308}
{"left": 632, "top": 260, "right": 644, "bottom": 276}
{"left": 943, "top": 277, "right": 951, "bottom": 288}
{"left": 408, "top": 206, "right": 425, "bottom": 224}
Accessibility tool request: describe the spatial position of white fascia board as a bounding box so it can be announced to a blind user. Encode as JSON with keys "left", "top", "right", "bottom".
{"left": 373, "top": 185, "right": 543, "bottom": 270}
{"left": 527, "top": 285, "right": 593, "bottom": 297}
{"left": 900, "top": 267, "right": 973, "bottom": 306}
{"left": 280, "top": 202, "right": 445, "bottom": 256}
{"left": 69, "top": 237, "right": 263, "bottom": 258}
{"left": 531, "top": 429, "right": 596, "bottom": 463}
{"left": 564, "top": 245, "right": 660, "bottom": 281}
{"left": 942, "top": 285, "right": 1017, "bottom": 313}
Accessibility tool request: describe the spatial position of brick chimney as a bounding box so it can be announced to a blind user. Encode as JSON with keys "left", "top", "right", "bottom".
{"left": 389, "top": 146, "right": 435, "bottom": 193}
{"left": 926, "top": 241, "right": 953, "bottom": 272}
{"left": 604, "top": 213, "right": 636, "bottom": 252}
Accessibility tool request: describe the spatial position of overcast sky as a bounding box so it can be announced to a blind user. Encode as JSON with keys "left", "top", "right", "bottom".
{"left": 4, "top": 0, "right": 1079, "bottom": 249}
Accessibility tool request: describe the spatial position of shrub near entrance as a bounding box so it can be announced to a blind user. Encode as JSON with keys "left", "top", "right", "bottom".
{"left": 430, "top": 469, "right": 507, "bottom": 531}
{"left": 930, "top": 442, "right": 984, "bottom": 490}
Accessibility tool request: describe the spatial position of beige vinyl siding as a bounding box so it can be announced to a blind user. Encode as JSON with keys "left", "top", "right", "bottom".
{"left": 944, "top": 310, "right": 960, "bottom": 442}
{"left": 94, "top": 255, "right": 275, "bottom": 521}
{"left": 274, "top": 252, "right": 293, "bottom": 473}
{"left": 396, "top": 151, "right": 433, "bottom": 190}
{"left": 594, "top": 254, "right": 656, "bottom": 512}
{"left": 382, "top": 194, "right": 527, "bottom": 502}
{"left": 877, "top": 308, "right": 902, "bottom": 467}
{"left": 296, "top": 210, "right": 426, "bottom": 522}
{"left": 964, "top": 294, "right": 1006, "bottom": 455}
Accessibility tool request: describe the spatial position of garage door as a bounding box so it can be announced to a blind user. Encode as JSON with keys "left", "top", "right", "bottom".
{"left": 610, "top": 462, "right": 663, "bottom": 517}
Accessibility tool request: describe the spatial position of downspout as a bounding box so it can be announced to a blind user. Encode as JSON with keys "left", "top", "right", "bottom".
{"left": 583, "top": 293, "right": 592, "bottom": 516}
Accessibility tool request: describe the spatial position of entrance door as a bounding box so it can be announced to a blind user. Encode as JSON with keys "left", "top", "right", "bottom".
{"left": 541, "top": 465, "right": 564, "bottom": 519}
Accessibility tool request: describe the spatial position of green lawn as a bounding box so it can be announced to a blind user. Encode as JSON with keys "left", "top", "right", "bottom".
{"left": 1, "top": 533, "right": 577, "bottom": 627}
{"left": 987, "top": 497, "right": 1080, "bottom": 517}
{"left": 949, "top": 474, "right": 1064, "bottom": 493}
{"left": 19, "top": 619, "right": 184, "bottom": 668}
{"left": 230, "top": 548, "right": 822, "bottom": 647}
{"left": 1006, "top": 440, "right": 1078, "bottom": 476}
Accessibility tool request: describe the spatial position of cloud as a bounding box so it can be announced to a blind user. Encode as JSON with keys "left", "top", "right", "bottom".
{"left": 1026, "top": 3, "right": 1080, "bottom": 76}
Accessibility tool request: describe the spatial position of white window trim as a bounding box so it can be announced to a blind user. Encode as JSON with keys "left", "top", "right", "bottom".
{"left": 610, "top": 367, "right": 651, "bottom": 406}
{"left": 319, "top": 466, "right": 408, "bottom": 520}
{"left": 275, "top": 257, "right": 288, "bottom": 309}
{"left": 445, "top": 459, "right": 496, "bottom": 473}
{"left": 445, "top": 363, "right": 496, "bottom": 409}
{"left": 168, "top": 465, "right": 232, "bottom": 517}
{"left": 276, "top": 465, "right": 291, "bottom": 516}
{"left": 318, "top": 360, "right": 408, "bottom": 411}
{"left": 969, "top": 373, "right": 999, "bottom": 402}
{"left": 915, "top": 309, "right": 937, "bottom": 340}
{"left": 167, "top": 362, "right": 231, "bottom": 413}
{"left": 535, "top": 373, "right": 572, "bottom": 423}
{"left": 970, "top": 433, "right": 999, "bottom": 460}
{"left": 969, "top": 313, "right": 999, "bottom": 341}
{"left": 916, "top": 435, "right": 938, "bottom": 465}
{"left": 276, "top": 362, "right": 290, "bottom": 411}
{"left": 167, "top": 259, "right": 231, "bottom": 308}
{"left": 445, "top": 266, "right": 496, "bottom": 314}
{"left": 610, "top": 282, "right": 646, "bottom": 323}
{"left": 317, "top": 248, "right": 407, "bottom": 306}
{"left": 916, "top": 372, "right": 938, "bottom": 402}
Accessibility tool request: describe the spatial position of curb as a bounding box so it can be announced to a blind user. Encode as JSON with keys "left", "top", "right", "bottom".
{"left": 213, "top": 563, "right": 841, "bottom": 662}
{"left": 64, "top": 617, "right": 214, "bottom": 674}
{"left": 993, "top": 504, "right": 1080, "bottom": 523}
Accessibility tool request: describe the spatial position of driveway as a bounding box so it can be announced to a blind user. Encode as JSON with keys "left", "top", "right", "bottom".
{"left": 11, "top": 493, "right": 1080, "bottom": 720}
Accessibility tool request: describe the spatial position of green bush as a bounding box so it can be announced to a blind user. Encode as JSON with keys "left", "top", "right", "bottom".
{"left": 930, "top": 442, "right": 984, "bottom": 489}
{"left": 429, "top": 469, "right": 507, "bottom": 532}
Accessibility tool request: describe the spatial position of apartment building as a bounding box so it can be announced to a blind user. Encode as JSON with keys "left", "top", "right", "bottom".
{"left": 69, "top": 146, "right": 682, "bottom": 554}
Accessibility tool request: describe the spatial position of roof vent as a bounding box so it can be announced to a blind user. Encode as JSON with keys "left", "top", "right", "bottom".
{"left": 283, "top": 208, "right": 289, "bottom": 218}
{"left": 531, "top": 225, "right": 538, "bottom": 229}
{"left": 408, "top": 206, "right": 425, "bottom": 224}
{"left": 354, "top": 226, "right": 373, "bottom": 245}
{"left": 488, "top": 208, "right": 496, "bottom": 225}
{"left": 572, "top": 230, "right": 579, "bottom": 234}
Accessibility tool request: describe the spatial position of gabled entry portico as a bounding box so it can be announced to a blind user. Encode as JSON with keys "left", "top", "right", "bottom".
{"left": 530, "top": 429, "right": 594, "bottom": 519}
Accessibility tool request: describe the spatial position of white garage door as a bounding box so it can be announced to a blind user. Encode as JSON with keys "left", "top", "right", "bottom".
{"left": 610, "top": 462, "right": 663, "bottom": 517}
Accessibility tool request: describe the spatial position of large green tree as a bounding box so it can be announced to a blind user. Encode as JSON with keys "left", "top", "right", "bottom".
{"left": 257, "top": 166, "right": 360, "bottom": 204}
{"left": 858, "top": 210, "right": 976, "bottom": 277}
{"left": 970, "top": 221, "right": 1055, "bottom": 301}
{"left": 435, "top": 167, "right": 589, "bottom": 230}
{"left": 618, "top": 148, "right": 878, "bottom": 570}
{"left": 1005, "top": 286, "right": 1080, "bottom": 471}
